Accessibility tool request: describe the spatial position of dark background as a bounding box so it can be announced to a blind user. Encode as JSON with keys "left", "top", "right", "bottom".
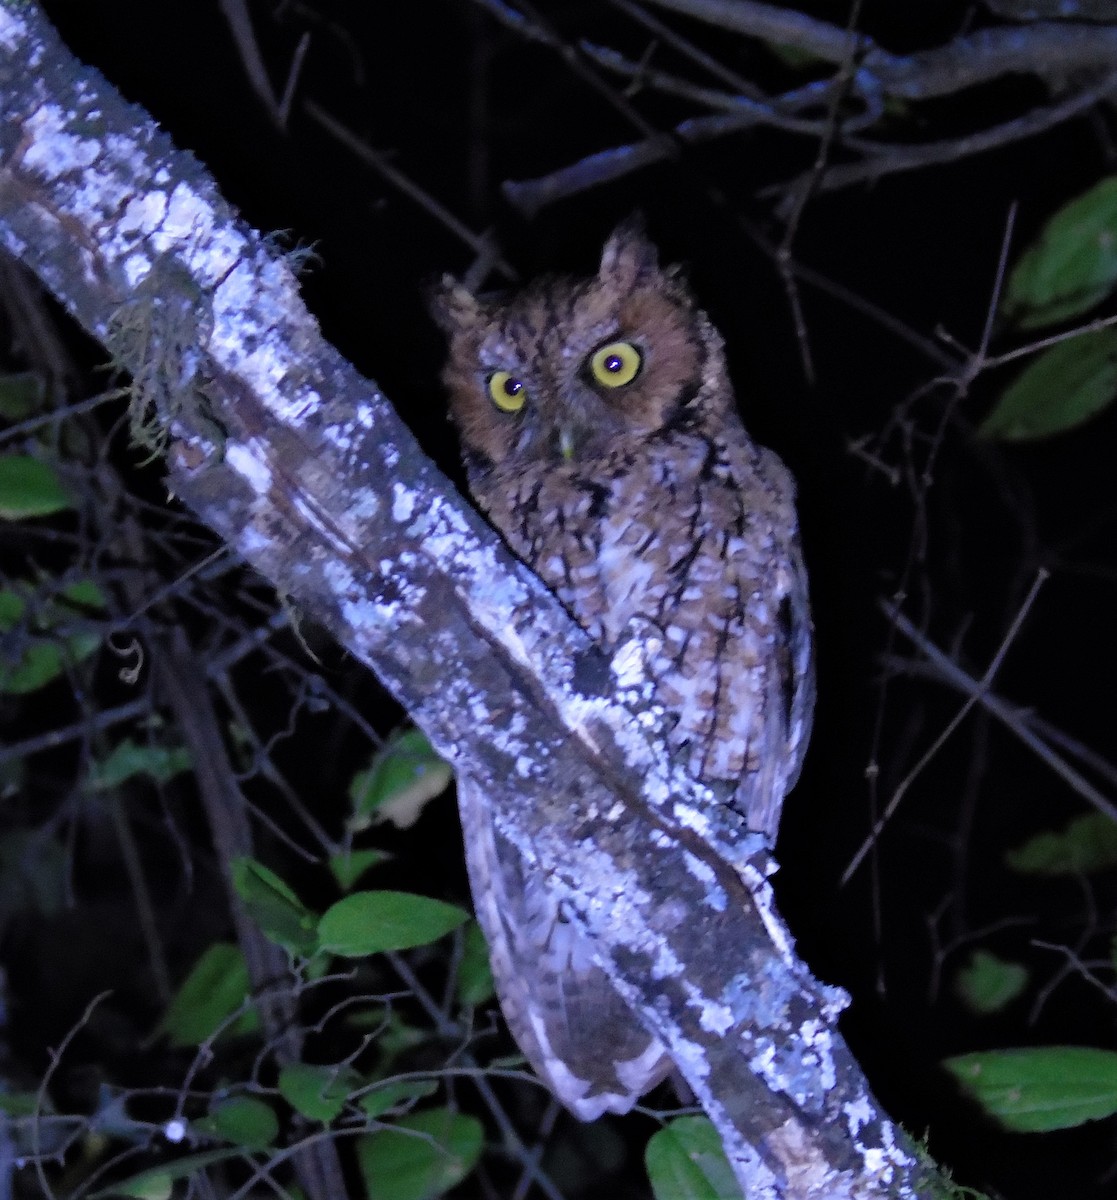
{"left": 8, "top": 1, "right": 1117, "bottom": 1196}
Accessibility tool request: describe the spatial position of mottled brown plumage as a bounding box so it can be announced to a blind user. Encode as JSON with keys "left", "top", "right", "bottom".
{"left": 434, "top": 224, "right": 814, "bottom": 1120}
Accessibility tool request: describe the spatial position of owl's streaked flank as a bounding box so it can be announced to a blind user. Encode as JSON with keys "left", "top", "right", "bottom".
{"left": 435, "top": 224, "right": 814, "bottom": 1121}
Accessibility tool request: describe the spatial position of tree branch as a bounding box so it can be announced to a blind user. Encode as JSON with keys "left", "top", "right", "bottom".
{"left": 0, "top": 3, "right": 940, "bottom": 1195}
{"left": 646, "top": 0, "right": 1117, "bottom": 95}
{"left": 501, "top": 0, "right": 1117, "bottom": 214}
{"left": 642, "top": 0, "right": 863, "bottom": 65}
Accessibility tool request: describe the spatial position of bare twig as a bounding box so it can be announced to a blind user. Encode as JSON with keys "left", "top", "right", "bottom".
{"left": 607, "top": 0, "right": 768, "bottom": 100}
{"left": 924, "top": 898, "right": 1032, "bottom": 1005}
{"left": 0, "top": 697, "right": 149, "bottom": 765}
{"left": 33, "top": 991, "right": 112, "bottom": 1200}
{"left": 842, "top": 571, "right": 1050, "bottom": 884}
{"left": 1031, "top": 939, "right": 1117, "bottom": 1011}
{"left": 805, "top": 71, "right": 1117, "bottom": 195}
{"left": 502, "top": 77, "right": 852, "bottom": 216}
{"left": 278, "top": 31, "right": 311, "bottom": 127}
{"left": 302, "top": 100, "right": 518, "bottom": 281}
{"left": 880, "top": 608, "right": 1117, "bottom": 827}
{"left": 643, "top": 0, "right": 863, "bottom": 65}
{"left": 218, "top": 0, "right": 282, "bottom": 124}
{"left": 502, "top": 3, "right": 1117, "bottom": 214}
{"left": 646, "top": 0, "right": 1117, "bottom": 96}
{"left": 149, "top": 616, "right": 348, "bottom": 1199}
{"left": 388, "top": 953, "right": 567, "bottom": 1200}
{"left": 774, "top": 0, "right": 866, "bottom": 383}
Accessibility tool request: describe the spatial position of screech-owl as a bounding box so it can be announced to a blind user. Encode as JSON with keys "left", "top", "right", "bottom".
{"left": 434, "top": 224, "right": 814, "bottom": 1121}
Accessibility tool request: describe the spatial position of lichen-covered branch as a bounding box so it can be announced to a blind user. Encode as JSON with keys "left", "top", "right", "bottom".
{"left": 0, "top": 3, "right": 939, "bottom": 1195}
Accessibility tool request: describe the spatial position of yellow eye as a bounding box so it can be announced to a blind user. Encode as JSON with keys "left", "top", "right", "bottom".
{"left": 487, "top": 370, "right": 527, "bottom": 413}
{"left": 589, "top": 341, "right": 642, "bottom": 388}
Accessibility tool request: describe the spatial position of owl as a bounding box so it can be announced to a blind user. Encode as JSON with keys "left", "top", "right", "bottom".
{"left": 434, "top": 224, "right": 814, "bottom": 1120}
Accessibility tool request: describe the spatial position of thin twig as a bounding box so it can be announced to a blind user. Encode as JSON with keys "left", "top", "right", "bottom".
{"left": 503, "top": 78, "right": 854, "bottom": 216}
{"left": 879, "top": 614, "right": 1117, "bottom": 827}
{"left": 646, "top": 0, "right": 1117, "bottom": 98}
{"left": 0, "top": 698, "right": 149, "bottom": 766}
{"left": 278, "top": 31, "right": 311, "bottom": 128}
{"left": 1031, "top": 939, "right": 1117, "bottom": 1008}
{"left": 642, "top": 0, "right": 863, "bottom": 65}
{"left": 218, "top": 0, "right": 282, "bottom": 124}
{"left": 33, "top": 991, "right": 113, "bottom": 1200}
{"left": 980, "top": 309, "right": 1117, "bottom": 371}
{"left": 387, "top": 953, "right": 566, "bottom": 1200}
{"left": 842, "top": 570, "right": 1049, "bottom": 884}
{"left": 774, "top": 0, "right": 866, "bottom": 384}
{"left": 302, "top": 100, "right": 517, "bottom": 281}
{"left": 108, "top": 792, "right": 174, "bottom": 1003}
{"left": 0, "top": 389, "right": 125, "bottom": 445}
{"left": 607, "top": 0, "right": 768, "bottom": 100}
{"left": 808, "top": 72, "right": 1117, "bottom": 195}
{"left": 582, "top": 38, "right": 839, "bottom": 125}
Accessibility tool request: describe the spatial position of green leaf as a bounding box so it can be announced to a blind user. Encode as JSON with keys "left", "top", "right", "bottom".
{"left": 375, "top": 1013, "right": 429, "bottom": 1065}
{"left": 329, "top": 847, "right": 391, "bottom": 891}
{"left": 59, "top": 578, "right": 105, "bottom": 610}
{"left": 1004, "top": 177, "right": 1117, "bottom": 328}
{"left": 318, "top": 891, "right": 468, "bottom": 958}
{"left": 1006, "top": 812, "right": 1117, "bottom": 875}
{"left": 979, "top": 329, "right": 1117, "bottom": 440}
{"left": 158, "top": 942, "right": 257, "bottom": 1047}
{"left": 89, "top": 739, "right": 193, "bottom": 790}
{"left": 277, "top": 1062, "right": 358, "bottom": 1123}
{"left": 0, "top": 590, "right": 22, "bottom": 629}
{"left": 359, "top": 1079, "right": 439, "bottom": 1120}
{"left": 0, "top": 579, "right": 104, "bottom": 633}
{"left": 0, "top": 1090, "right": 41, "bottom": 1116}
{"left": 455, "top": 920, "right": 495, "bottom": 1008}
{"left": 765, "top": 40, "right": 825, "bottom": 69}
{"left": 349, "top": 729, "right": 452, "bottom": 831}
{"left": 0, "top": 641, "right": 67, "bottom": 694}
{"left": 231, "top": 857, "right": 319, "bottom": 956}
{"left": 200, "top": 1096, "right": 278, "bottom": 1150}
{"left": 645, "top": 1116, "right": 743, "bottom": 1200}
{"left": 0, "top": 372, "right": 45, "bottom": 420}
{"left": 91, "top": 1150, "right": 244, "bottom": 1198}
{"left": 0, "top": 579, "right": 104, "bottom": 694}
{"left": 954, "top": 950, "right": 1028, "bottom": 1015}
{"left": 0, "top": 455, "right": 71, "bottom": 519}
{"left": 357, "top": 1108, "right": 483, "bottom": 1200}
{"left": 944, "top": 1046, "right": 1117, "bottom": 1132}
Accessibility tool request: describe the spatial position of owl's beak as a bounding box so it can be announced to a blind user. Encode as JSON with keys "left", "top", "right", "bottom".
{"left": 558, "top": 424, "right": 576, "bottom": 462}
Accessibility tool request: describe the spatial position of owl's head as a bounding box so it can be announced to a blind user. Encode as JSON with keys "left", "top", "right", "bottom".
{"left": 433, "top": 224, "right": 730, "bottom": 472}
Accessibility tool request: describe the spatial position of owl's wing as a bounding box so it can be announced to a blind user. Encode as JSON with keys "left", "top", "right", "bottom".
{"left": 582, "top": 439, "right": 813, "bottom": 842}
{"left": 456, "top": 775, "right": 672, "bottom": 1120}
{"left": 778, "top": 531, "right": 815, "bottom": 796}
{"left": 716, "top": 452, "right": 815, "bottom": 841}
{"left": 742, "top": 523, "right": 815, "bottom": 838}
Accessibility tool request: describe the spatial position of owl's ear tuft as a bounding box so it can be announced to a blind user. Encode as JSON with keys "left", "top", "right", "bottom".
{"left": 429, "top": 275, "right": 484, "bottom": 334}
{"left": 599, "top": 219, "right": 661, "bottom": 290}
